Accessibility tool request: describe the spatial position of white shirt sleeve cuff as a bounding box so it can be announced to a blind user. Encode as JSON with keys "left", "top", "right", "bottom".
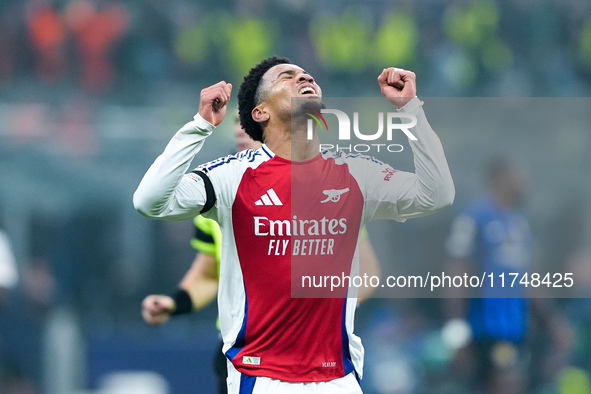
{"left": 397, "top": 96, "right": 423, "bottom": 113}
{"left": 192, "top": 113, "right": 216, "bottom": 133}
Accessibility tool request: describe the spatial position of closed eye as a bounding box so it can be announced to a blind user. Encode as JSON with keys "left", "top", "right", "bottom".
{"left": 276, "top": 70, "right": 296, "bottom": 81}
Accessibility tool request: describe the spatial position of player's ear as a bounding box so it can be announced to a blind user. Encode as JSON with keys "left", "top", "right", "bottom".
{"left": 252, "top": 105, "right": 270, "bottom": 124}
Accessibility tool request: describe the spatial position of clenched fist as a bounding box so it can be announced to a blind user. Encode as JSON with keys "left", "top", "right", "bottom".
{"left": 142, "top": 294, "right": 176, "bottom": 325}
{"left": 378, "top": 68, "right": 417, "bottom": 109}
{"left": 198, "top": 81, "right": 233, "bottom": 126}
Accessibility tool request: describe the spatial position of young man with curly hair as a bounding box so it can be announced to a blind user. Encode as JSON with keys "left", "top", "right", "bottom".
{"left": 134, "top": 56, "right": 454, "bottom": 393}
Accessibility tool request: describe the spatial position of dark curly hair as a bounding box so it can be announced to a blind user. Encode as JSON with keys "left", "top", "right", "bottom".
{"left": 238, "top": 56, "right": 291, "bottom": 142}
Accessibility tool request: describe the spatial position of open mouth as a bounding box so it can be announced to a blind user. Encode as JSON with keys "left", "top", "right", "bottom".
{"left": 298, "top": 86, "right": 317, "bottom": 95}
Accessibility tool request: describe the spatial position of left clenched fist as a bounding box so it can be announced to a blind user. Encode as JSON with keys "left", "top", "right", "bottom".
{"left": 378, "top": 68, "right": 416, "bottom": 109}
{"left": 198, "top": 81, "right": 233, "bottom": 126}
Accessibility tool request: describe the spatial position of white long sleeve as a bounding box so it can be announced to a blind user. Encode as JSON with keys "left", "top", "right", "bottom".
{"left": 395, "top": 97, "right": 455, "bottom": 218}
{"left": 352, "top": 97, "right": 455, "bottom": 222}
{"left": 133, "top": 114, "right": 214, "bottom": 221}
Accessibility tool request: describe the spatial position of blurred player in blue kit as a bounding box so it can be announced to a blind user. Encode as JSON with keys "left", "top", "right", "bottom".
{"left": 444, "top": 157, "right": 572, "bottom": 393}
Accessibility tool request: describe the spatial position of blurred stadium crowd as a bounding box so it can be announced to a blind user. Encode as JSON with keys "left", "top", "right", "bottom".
{"left": 1, "top": 0, "right": 591, "bottom": 393}
{"left": 0, "top": 0, "right": 590, "bottom": 99}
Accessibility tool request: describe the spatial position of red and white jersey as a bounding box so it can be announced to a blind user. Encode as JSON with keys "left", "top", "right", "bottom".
{"left": 134, "top": 97, "right": 454, "bottom": 382}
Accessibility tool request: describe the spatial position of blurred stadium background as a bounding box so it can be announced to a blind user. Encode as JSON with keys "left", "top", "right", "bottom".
{"left": 1, "top": 0, "right": 591, "bottom": 393}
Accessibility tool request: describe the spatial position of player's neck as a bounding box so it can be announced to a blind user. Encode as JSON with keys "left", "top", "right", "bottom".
{"left": 264, "top": 123, "right": 320, "bottom": 161}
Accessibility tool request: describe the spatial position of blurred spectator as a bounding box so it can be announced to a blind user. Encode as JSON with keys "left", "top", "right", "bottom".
{"left": 25, "top": 0, "right": 66, "bottom": 83}
{"left": 65, "top": 0, "right": 129, "bottom": 93}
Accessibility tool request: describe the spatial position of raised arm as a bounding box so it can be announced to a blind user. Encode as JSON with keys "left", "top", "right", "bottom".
{"left": 367, "top": 68, "right": 454, "bottom": 221}
{"left": 133, "top": 82, "right": 232, "bottom": 220}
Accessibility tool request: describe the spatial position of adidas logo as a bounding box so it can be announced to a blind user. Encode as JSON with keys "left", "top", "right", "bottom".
{"left": 255, "top": 188, "right": 283, "bottom": 206}
{"left": 243, "top": 356, "right": 261, "bottom": 365}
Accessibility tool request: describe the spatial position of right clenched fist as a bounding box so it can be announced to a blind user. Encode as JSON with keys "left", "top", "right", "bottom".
{"left": 142, "top": 294, "right": 176, "bottom": 325}
{"left": 198, "top": 81, "right": 232, "bottom": 126}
